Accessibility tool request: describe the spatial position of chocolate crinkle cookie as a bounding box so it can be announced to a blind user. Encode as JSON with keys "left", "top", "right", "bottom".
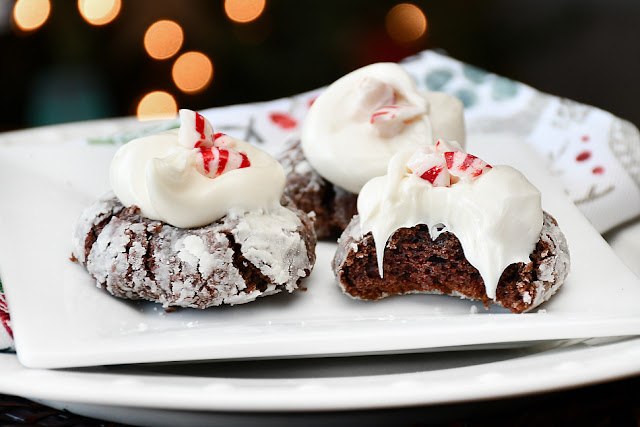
{"left": 277, "top": 138, "right": 357, "bottom": 240}
{"left": 332, "top": 212, "right": 570, "bottom": 314}
{"left": 71, "top": 195, "right": 316, "bottom": 309}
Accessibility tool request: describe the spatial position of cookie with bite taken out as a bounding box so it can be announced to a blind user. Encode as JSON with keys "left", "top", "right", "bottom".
{"left": 332, "top": 141, "right": 570, "bottom": 313}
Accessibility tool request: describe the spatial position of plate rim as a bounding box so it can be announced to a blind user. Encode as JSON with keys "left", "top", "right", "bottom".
{"left": 0, "top": 337, "right": 639, "bottom": 412}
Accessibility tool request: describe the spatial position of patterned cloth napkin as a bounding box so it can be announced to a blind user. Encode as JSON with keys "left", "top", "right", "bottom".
{"left": 0, "top": 281, "right": 12, "bottom": 352}
{"left": 1, "top": 49, "right": 639, "bottom": 353}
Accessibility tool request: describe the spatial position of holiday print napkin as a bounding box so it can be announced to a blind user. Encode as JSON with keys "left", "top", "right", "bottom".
{"left": 0, "top": 280, "right": 13, "bottom": 352}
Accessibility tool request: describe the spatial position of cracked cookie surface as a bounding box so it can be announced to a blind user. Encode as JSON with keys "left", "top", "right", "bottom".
{"left": 278, "top": 138, "right": 357, "bottom": 240}
{"left": 72, "top": 195, "right": 316, "bottom": 308}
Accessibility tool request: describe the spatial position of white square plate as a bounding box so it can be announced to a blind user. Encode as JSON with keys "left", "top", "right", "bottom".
{"left": 1, "top": 128, "right": 639, "bottom": 369}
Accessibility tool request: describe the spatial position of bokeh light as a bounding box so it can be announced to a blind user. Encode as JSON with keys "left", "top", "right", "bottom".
{"left": 172, "top": 52, "right": 214, "bottom": 94}
{"left": 144, "top": 20, "right": 184, "bottom": 60}
{"left": 136, "top": 91, "right": 178, "bottom": 121}
{"left": 224, "top": 0, "right": 266, "bottom": 23}
{"left": 13, "top": 0, "right": 51, "bottom": 32}
{"left": 78, "top": 0, "right": 121, "bottom": 26}
{"left": 385, "top": 3, "right": 427, "bottom": 44}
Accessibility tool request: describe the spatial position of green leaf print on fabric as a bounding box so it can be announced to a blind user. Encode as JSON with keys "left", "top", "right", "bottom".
{"left": 491, "top": 76, "right": 519, "bottom": 101}
{"left": 88, "top": 121, "right": 179, "bottom": 145}
{"left": 425, "top": 69, "right": 454, "bottom": 91}
{"left": 462, "top": 64, "right": 489, "bottom": 84}
{"left": 453, "top": 88, "right": 478, "bottom": 108}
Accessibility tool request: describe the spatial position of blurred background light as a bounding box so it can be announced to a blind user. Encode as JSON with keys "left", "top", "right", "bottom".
{"left": 172, "top": 51, "right": 213, "bottom": 94}
{"left": 144, "top": 20, "right": 183, "bottom": 60}
{"left": 224, "top": 0, "right": 266, "bottom": 24}
{"left": 78, "top": 0, "right": 121, "bottom": 26}
{"left": 136, "top": 91, "right": 177, "bottom": 121}
{"left": 0, "top": 1, "right": 638, "bottom": 131}
{"left": 12, "top": 0, "right": 50, "bottom": 32}
{"left": 385, "top": 3, "right": 427, "bottom": 44}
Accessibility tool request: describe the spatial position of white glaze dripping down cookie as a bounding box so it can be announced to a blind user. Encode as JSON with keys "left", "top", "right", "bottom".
{"left": 356, "top": 142, "right": 543, "bottom": 300}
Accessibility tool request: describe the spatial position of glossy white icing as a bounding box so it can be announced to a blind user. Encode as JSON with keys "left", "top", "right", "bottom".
{"left": 110, "top": 125, "right": 285, "bottom": 228}
{"left": 356, "top": 148, "right": 543, "bottom": 300}
{"left": 301, "top": 62, "right": 465, "bottom": 193}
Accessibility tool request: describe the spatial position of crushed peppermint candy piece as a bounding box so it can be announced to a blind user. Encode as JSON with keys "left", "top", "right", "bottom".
{"left": 355, "top": 77, "right": 396, "bottom": 114}
{"left": 179, "top": 109, "right": 214, "bottom": 149}
{"left": 197, "top": 145, "right": 250, "bottom": 178}
{"left": 407, "top": 147, "right": 451, "bottom": 187}
{"left": 178, "top": 109, "right": 251, "bottom": 178}
{"left": 408, "top": 141, "right": 491, "bottom": 187}
{"left": 351, "top": 77, "right": 426, "bottom": 138}
{"left": 0, "top": 293, "right": 12, "bottom": 340}
{"left": 435, "top": 139, "right": 463, "bottom": 153}
{"left": 212, "top": 132, "right": 234, "bottom": 147}
{"left": 444, "top": 151, "right": 492, "bottom": 180}
{"left": 370, "top": 104, "right": 426, "bottom": 138}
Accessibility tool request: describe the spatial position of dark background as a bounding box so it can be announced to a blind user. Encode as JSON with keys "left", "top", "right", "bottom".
{"left": 1, "top": 0, "right": 638, "bottom": 131}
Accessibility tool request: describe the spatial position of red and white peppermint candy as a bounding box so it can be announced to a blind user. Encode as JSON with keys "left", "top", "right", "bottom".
{"left": 434, "top": 139, "right": 463, "bottom": 153}
{"left": 178, "top": 109, "right": 251, "bottom": 178}
{"left": 178, "top": 109, "right": 214, "bottom": 149}
{"left": 0, "top": 294, "right": 12, "bottom": 339}
{"left": 407, "top": 147, "right": 451, "bottom": 187}
{"left": 356, "top": 77, "right": 396, "bottom": 113}
{"left": 414, "top": 140, "right": 464, "bottom": 156}
{"left": 212, "top": 132, "right": 234, "bottom": 147}
{"left": 196, "top": 145, "right": 250, "bottom": 179}
{"left": 444, "top": 151, "right": 492, "bottom": 180}
{"left": 371, "top": 104, "right": 425, "bottom": 138}
{"left": 351, "top": 77, "right": 426, "bottom": 138}
{"left": 408, "top": 142, "right": 492, "bottom": 186}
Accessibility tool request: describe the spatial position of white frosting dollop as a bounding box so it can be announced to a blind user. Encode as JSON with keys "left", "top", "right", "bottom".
{"left": 301, "top": 62, "right": 465, "bottom": 193}
{"left": 110, "top": 129, "right": 285, "bottom": 228}
{"left": 356, "top": 149, "right": 543, "bottom": 300}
